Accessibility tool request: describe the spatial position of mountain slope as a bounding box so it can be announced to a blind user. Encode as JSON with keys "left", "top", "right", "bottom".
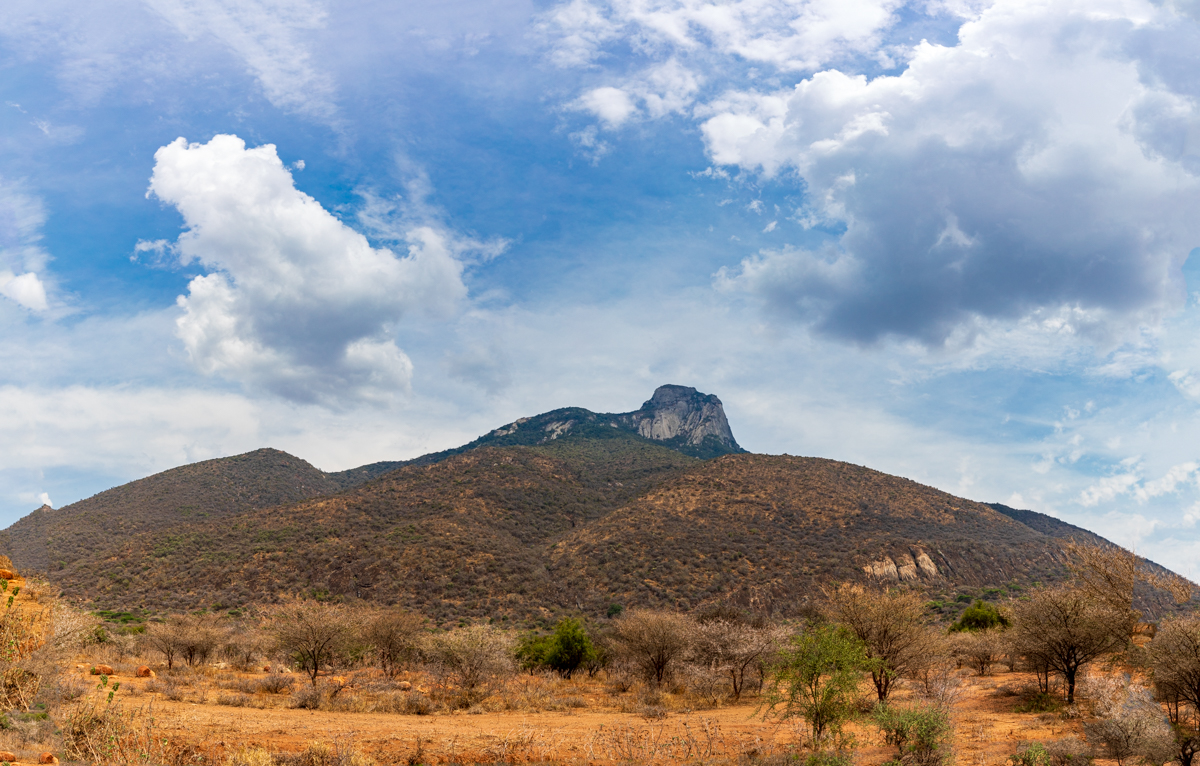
{"left": 49, "top": 435, "right": 699, "bottom": 618}
{"left": 33, "top": 444, "right": 1190, "bottom": 623}
{"left": 0, "top": 449, "right": 343, "bottom": 574}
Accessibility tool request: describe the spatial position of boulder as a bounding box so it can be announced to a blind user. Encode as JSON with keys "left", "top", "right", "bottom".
{"left": 136, "top": 665, "right": 154, "bottom": 678}
{"left": 0, "top": 751, "right": 17, "bottom": 763}
{"left": 91, "top": 664, "right": 114, "bottom": 675}
{"left": 0, "top": 569, "right": 15, "bottom": 580}
{"left": 40, "top": 753, "right": 60, "bottom": 764}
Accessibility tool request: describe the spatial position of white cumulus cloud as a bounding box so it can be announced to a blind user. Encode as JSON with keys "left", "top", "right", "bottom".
{"left": 0, "top": 178, "right": 50, "bottom": 311}
{"left": 148, "top": 134, "right": 470, "bottom": 404}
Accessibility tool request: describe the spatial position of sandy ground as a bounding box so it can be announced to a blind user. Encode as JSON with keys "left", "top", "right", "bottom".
{"left": 74, "top": 665, "right": 1099, "bottom": 765}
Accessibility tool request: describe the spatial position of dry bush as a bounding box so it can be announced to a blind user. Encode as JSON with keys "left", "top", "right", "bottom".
{"left": 422, "top": 624, "right": 514, "bottom": 704}
{"left": 257, "top": 673, "right": 296, "bottom": 695}
{"left": 1080, "top": 674, "right": 1174, "bottom": 766}
{"left": 688, "top": 620, "right": 784, "bottom": 702}
{"left": 267, "top": 602, "right": 364, "bottom": 685}
{"left": 364, "top": 609, "right": 423, "bottom": 677}
{"left": 142, "top": 615, "right": 224, "bottom": 670}
{"left": 1150, "top": 615, "right": 1200, "bottom": 766}
{"left": 272, "top": 738, "right": 375, "bottom": 766}
{"left": 608, "top": 609, "right": 695, "bottom": 687}
{"left": 951, "top": 629, "right": 1006, "bottom": 676}
{"left": 222, "top": 625, "right": 269, "bottom": 671}
{"left": 1066, "top": 541, "right": 1194, "bottom": 638}
{"left": 826, "top": 583, "right": 931, "bottom": 701}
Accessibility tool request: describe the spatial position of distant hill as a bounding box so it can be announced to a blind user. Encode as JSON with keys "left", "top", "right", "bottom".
{"left": 0, "top": 449, "right": 343, "bottom": 574}
{"left": 3, "top": 385, "right": 1191, "bottom": 624}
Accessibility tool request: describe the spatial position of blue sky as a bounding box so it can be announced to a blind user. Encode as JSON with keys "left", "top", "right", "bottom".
{"left": 3, "top": 0, "right": 1200, "bottom": 577}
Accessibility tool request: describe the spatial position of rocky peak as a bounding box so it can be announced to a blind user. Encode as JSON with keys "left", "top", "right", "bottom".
{"left": 617, "top": 385, "right": 742, "bottom": 457}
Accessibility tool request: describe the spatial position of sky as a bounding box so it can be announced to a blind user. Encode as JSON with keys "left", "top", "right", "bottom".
{"left": 2, "top": 0, "right": 1200, "bottom": 578}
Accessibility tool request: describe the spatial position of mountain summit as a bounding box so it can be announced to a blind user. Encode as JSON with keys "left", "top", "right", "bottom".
{"left": 467, "top": 383, "right": 744, "bottom": 460}
{"left": 615, "top": 385, "right": 740, "bottom": 456}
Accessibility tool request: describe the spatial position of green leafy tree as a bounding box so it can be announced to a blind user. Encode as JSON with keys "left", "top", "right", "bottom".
{"left": 546, "top": 618, "right": 596, "bottom": 679}
{"left": 515, "top": 632, "right": 554, "bottom": 674}
{"left": 763, "top": 623, "right": 868, "bottom": 749}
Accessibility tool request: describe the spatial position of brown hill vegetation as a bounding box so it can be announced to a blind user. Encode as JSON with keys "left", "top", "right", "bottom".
{"left": 0, "top": 449, "right": 346, "bottom": 574}
{"left": 23, "top": 437, "right": 1189, "bottom": 624}
{"left": 547, "top": 454, "right": 1080, "bottom": 617}
{"left": 46, "top": 436, "right": 699, "bottom": 620}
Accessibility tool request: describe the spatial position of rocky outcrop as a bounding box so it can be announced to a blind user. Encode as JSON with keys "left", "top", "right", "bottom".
{"left": 615, "top": 385, "right": 743, "bottom": 458}
{"left": 863, "top": 548, "right": 940, "bottom": 582}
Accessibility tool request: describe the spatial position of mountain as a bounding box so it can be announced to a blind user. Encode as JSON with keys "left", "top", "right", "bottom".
{"left": 3, "top": 384, "right": 1190, "bottom": 623}
{"left": 3, "top": 384, "right": 738, "bottom": 576}
{"left": 328, "top": 384, "right": 745, "bottom": 485}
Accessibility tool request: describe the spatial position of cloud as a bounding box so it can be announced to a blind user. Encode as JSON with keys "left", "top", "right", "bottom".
{"left": 0, "top": 178, "right": 50, "bottom": 311}
{"left": 703, "top": 1, "right": 1200, "bottom": 343}
{"left": 541, "top": 0, "right": 905, "bottom": 71}
{"left": 143, "top": 0, "right": 337, "bottom": 120}
{"left": 148, "top": 134, "right": 470, "bottom": 405}
{"left": 574, "top": 60, "right": 701, "bottom": 128}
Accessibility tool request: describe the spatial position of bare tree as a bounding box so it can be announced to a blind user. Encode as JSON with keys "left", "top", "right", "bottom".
{"left": 143, "top": 617, "right": 188, "bottom": 670}
{"left": 1009, "top": 585, "right": 1122, "bottom": 703}
{"left": 826, "top": 583, "right": 929, "bottom": 701}
{"left": 690, "top": 620, "right": 785, "bottom": 701}
{"left": 951, "top": 629, "right": 1005, "bottom": 676}
{"left": 423, "top": 624, "right": 514, "bottom": 701}
{"left": 610, "top": 609, "right": 695, "bottom": 687}
{"left": 365, "top": 608, "right": 424, "bottom": 677}
{"left": 1066, "top": 541, "right": 1194, "bottom": 638}
{"left": 268, "top": 601, "right": 362, "bottom": 685}
{"left": 1151, "top": 616, "right": 1200, "bottom": 766}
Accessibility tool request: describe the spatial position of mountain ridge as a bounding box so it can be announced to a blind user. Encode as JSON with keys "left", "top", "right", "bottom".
{"left": 2, "top": 385, "right": 1191, "bottom": 624}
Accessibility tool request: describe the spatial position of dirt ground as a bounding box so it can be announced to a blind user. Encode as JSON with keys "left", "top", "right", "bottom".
{"left": 76, "top": 664, "right": 1100, "bottom": 765}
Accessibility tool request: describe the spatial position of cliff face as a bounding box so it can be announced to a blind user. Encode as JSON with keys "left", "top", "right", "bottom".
{"left": 616, "top": 385, "right": 741, "bottom": 456}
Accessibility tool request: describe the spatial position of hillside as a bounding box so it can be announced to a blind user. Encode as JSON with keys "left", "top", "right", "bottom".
{"left": 26, "top": 440, "right": 1190, "bottom": 623}
{"left": 546, "top": 455, "right": 1132, "bottom": 617}
{"left": 0, "top": 449, "right": 344, "bottom": 574}
{"left": 46, "top": 435, "right": 700, "bottom": 619}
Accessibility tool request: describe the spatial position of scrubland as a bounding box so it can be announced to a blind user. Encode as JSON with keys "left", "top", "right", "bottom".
{"left": 0, "top": 544, "right": 1196, "bottom": 766}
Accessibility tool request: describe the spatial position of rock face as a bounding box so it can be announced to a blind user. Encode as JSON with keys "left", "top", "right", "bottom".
{"left": 863, "top": 548, "right": 940, "bottom": 582}
{"left": 614, "top": 385, "right": 743, "bottom": 458}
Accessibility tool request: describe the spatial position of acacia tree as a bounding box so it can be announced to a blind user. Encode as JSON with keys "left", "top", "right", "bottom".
{"left": 764, "top": 623, "right": 868, "bottom": 749}
{"left": 826, "top": 583, "right": 929, "bottom": 701}
{"left": 609, "top": 609, "right": 694, "bottom": 687}
{"left": 1151, "top": 616, "right": 1200, "bottom": 766}
{"left": 1066, "top": 541, "right": 1194, "bottom": 638}
{"left": 1009, "top": 585, "right": 1122, "bottom": 704}
{"left": 268, "top": 601, "right": 361, "bottom": 685}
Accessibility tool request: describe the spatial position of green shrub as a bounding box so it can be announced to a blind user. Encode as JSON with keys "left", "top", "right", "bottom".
{"left": 873, "top": 702, "right": 954, "bottom": 766}
{"left": 1015, "top": 692, "right": 1061, "bottom": 714}
{"left": 951, "top": 600, "right": 1009, "bottom": 632}
{"left": 1008, "top": 742, "right": 1052, "bottom": 766}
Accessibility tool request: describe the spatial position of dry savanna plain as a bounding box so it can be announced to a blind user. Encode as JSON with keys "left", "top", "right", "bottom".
{"left": 1, "top": 547, "right": 1198, "bottom": 766}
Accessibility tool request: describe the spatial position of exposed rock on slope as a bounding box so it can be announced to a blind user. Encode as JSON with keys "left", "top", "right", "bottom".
{"left": 614, "top": 385, "right": 740, "bottom": 456}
